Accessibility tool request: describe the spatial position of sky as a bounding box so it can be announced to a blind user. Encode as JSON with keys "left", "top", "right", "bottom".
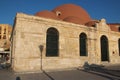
{"left": 0, "top": 0, "right": 120, "bottom": 26}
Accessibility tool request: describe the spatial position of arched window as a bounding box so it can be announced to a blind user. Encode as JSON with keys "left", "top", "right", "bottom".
{"left": 118, "top": 39, "right": 120, "bottom": 56}
{"left": 118, "top": 27, "right": 120, "bottom": 32}
{"left": 0, "top": 27, "right": 1, "bottom": 34}
{"left": 100, "top": 35, "right": 109, "bottom": 61}
{"left": 4, "top": 28, "right": 6, "bottom": 34}
{"left": 79, "top": 33, "right": 87, "bottom": 56}
{"left": 46, "top": 27, "right": 59, "bottom": 57}
{"left": 3, "top": 35, "right": 6, "bottom": 39}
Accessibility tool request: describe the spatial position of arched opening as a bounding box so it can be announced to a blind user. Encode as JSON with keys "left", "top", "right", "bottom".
{"left": 118, "top": 27, "right": 120, "bottom": 32}
{"left": 118, "top": 39, "right": 120, "bottom": 56}
{"left": 0, "top": 27, "right": 1, "bottom": 34}
{"left": 79, "top": 33, "right": 87, "bottom": 56}
{"left": 100, "top": 35, "right": 109, "bottom": 61}
{"left": 46, "top": 27, "right": 59, "bottom": 57}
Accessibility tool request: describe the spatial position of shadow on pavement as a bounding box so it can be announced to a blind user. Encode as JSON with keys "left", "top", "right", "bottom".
{"left": 43, "top": 70, "right": 55, "bottom": 80}
{"left": 77, "top": 62, "right": 120, "bottom": 80}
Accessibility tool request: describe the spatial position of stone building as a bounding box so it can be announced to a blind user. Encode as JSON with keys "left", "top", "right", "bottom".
{"left": 11, "top": 4, "right": 120, "bottom": 72}
{"left": 0, "top": 24, "right": 12, "bottom": 51}
{"left": 0, "top": 24, "right": 12, "bottom": 64}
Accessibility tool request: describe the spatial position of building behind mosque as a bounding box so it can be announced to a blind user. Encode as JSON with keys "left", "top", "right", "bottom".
{"left": 11, "top": 4, "right": 120, "bottom": 72}
{"left": 0, "top": 24, "right": 12, "bottom": 65}
{"left": 0, "top": 24, "right": 12, "bottom": 51}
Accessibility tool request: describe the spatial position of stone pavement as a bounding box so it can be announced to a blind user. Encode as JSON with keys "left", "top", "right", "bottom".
{"left": 0, "top": 64, "right": 120, "bottom": 80}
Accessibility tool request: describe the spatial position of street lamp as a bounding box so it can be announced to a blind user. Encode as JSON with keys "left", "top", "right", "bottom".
{"left": 39, "top": 45, "right": 44, "bottom": 70}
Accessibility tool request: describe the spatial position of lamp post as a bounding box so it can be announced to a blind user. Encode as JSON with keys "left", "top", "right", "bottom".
{"left": 39, "top": 45, "right": 44, "bottom": 70}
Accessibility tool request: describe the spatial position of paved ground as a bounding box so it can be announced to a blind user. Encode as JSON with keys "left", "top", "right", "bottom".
{"left": 0, "top": 64, "right": 120, "bottom": 80}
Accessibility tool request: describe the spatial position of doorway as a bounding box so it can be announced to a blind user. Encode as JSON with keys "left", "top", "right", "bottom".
{"left": 100, "top": 35, "right": 109, "bottom": 61}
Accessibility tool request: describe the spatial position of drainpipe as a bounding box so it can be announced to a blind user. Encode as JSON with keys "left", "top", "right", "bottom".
{"left": 39, "top": 45, "right": 55, "bottom": 80}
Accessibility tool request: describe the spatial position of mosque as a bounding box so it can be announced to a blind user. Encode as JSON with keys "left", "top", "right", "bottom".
{"left": 11, "top": 4, "right": 120, "bottom": 72}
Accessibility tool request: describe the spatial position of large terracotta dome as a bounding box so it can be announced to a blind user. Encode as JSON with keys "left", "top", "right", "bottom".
{"left": 63, "top": 16, "right": 83, "bottom": 24}
{"left": 35, "top": 4, "right": 91, "bottom": 25}
{"left": 35, "top": 10, "right": 59, "bottom": 20}
{"left": 52, "top": 4, "right": 91, "bottom": 24}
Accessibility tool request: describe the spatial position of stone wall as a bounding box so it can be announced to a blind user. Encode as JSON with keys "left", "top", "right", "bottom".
{"left": 11, "top": 13, "right": 120, "bottom": 72}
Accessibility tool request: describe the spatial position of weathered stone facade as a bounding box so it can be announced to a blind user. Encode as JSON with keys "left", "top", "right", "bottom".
{"left": 11, "top": 13, "right": 120, "bottom": 72}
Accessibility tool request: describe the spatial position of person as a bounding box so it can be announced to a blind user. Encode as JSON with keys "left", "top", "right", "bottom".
{"left": 6, "top": 54, "right": 9, "bottom": 61}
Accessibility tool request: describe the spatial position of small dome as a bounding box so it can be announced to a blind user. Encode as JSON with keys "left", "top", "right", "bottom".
{"left": 85, "top": 20, "right": 99, "bottom": 27}
{"left": 108, "top": 24, "right": 119, "bottom": 32}
{"left": 35, "top": 10, "right": 59, "bottom": 20}
{"left": 52, "top": 4, "right": 91, "bottom": 24}
{"left": 63, "top": 16, "right": 84, "bottom": 24}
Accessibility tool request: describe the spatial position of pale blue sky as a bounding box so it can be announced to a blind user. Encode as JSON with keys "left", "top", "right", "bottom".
{"left": 0, "top": 0, "right": 120, "bottom": 25}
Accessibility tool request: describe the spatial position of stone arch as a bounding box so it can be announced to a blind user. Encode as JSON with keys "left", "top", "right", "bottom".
{"left": 118, "top": 39, "right": 120, "bottom": 56}
{"left": 46, "top": 27, "right": 59, "bottom": 57}
{"left": 100, "top": 35, "right": 109, "bottom": 61}
{"left": 79, "top": 32, "right": 87, "bottom": 56}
